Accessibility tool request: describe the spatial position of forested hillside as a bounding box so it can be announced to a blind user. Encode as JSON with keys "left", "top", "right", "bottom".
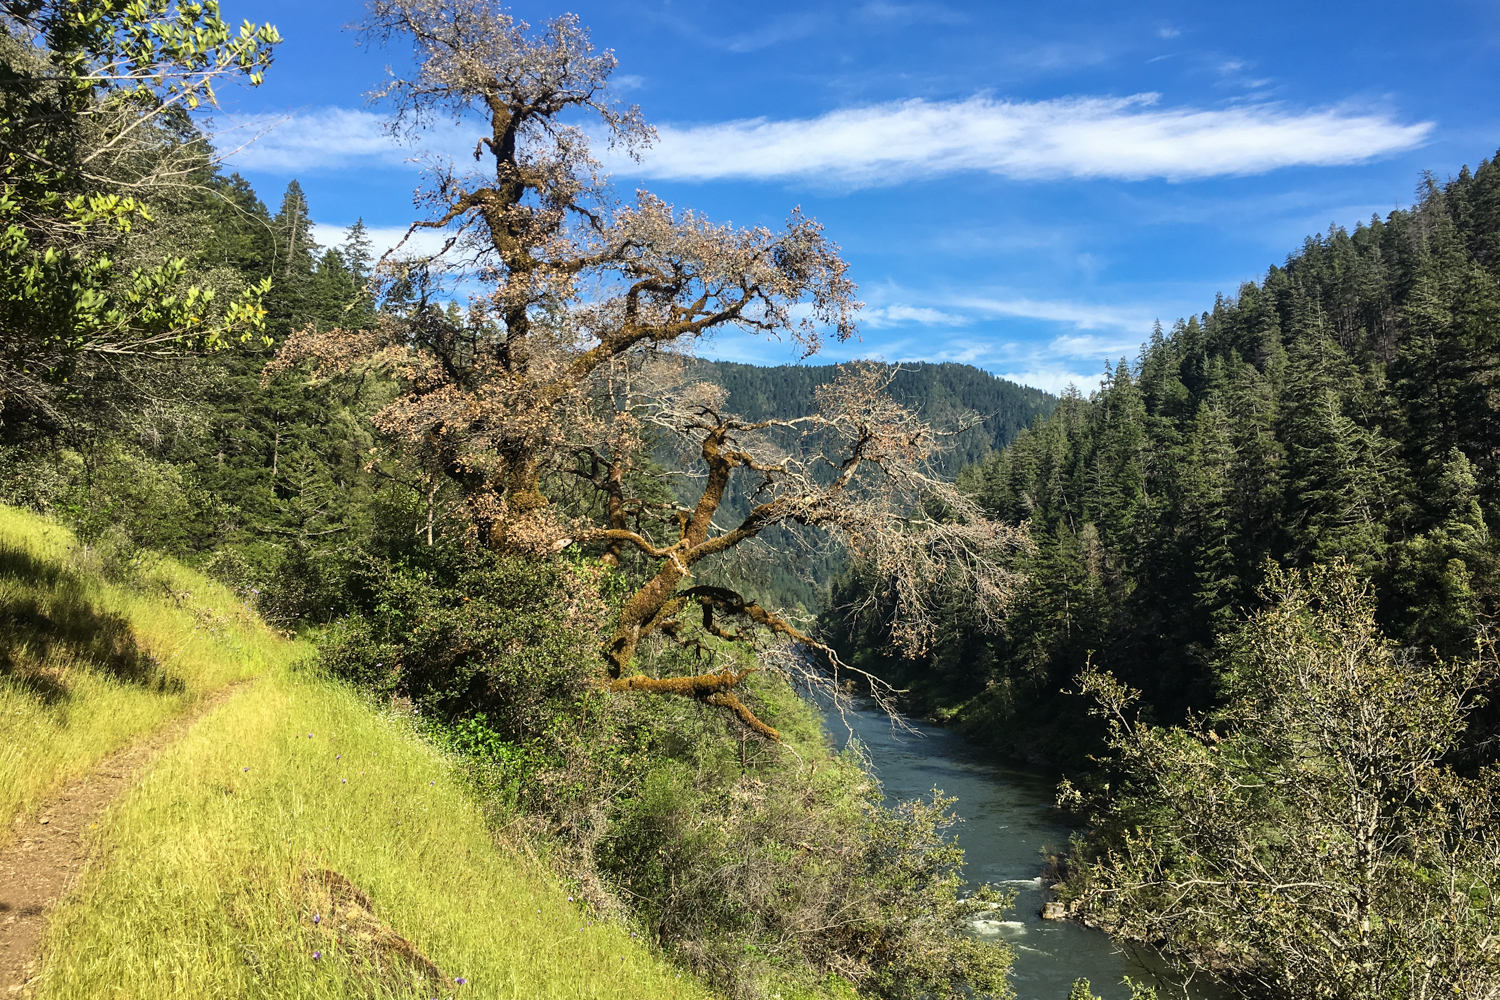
{"left": 823, "top": 157, "right": 1500, "bottom": 995}
{"left": 686, "top": 362, "right": 1052, "bottom": 610}
{"left": 712, "top": 361, "right": 1054, "bottom": 477}
{"left": 832, "top": 156, "right": 1500, "bottom": 761}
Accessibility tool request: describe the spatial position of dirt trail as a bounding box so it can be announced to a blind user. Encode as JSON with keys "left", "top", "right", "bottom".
{"left": 0, "top": 681, "right": 254, "bottom": 996}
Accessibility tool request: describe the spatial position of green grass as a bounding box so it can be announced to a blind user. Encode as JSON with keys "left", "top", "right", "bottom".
{"left": 0, "top": 504, "right": 302, "bottom": 837}
{"left": 0, "top": 504, "right": 714, "bottom": 998}
{"left": 36, "top": 663, "right": 713, "bottom": 1000}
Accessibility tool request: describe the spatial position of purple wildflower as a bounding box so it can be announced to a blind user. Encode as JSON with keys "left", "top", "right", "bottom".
{"left": 313, "top": 913, "right": 321, "bottom": 924}
{"left": 341, "top": 778, "right": 347, "bottom": 784}
{"left": 454, "top": 976, "right": 467, "bottom": 985}
{"left": 312, "top": 951, "right": 322, "bottom": 960}
{"left": 242, "top": 767, "right": 249, "bottom": 772}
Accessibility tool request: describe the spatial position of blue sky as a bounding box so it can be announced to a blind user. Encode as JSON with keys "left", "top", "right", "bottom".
{"left": 211, "top": 0, "right": 1500, "bottom": 393}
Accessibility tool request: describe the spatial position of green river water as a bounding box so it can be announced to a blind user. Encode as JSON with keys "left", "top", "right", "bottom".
{"left": 832, "top": 702, "right": 1225, "bottom": 1000}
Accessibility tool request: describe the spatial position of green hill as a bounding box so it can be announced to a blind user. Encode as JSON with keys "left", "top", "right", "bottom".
{"left": 708, "top": 361, "right": 1056, "bottom": 478}
{"left": 680, "top": 362, "right": 1055, "bottom": 612}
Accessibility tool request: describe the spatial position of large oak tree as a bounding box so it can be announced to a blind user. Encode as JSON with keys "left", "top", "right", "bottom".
{"left": 273, "top": 0, "right": 1025, "bottom": 735}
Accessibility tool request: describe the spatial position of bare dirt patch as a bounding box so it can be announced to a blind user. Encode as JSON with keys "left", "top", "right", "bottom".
{"left": 0, "top": 681, "right": 253, "bottom": 995}
{"left": 300, "top": 867, "right": 447, "bottom": 991}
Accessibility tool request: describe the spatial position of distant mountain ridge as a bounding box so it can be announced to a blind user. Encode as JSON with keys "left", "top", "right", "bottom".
{"left": 676, "top": 360, "right": 1057, "bottom": 611}
{"left": 704, "top": 360, "right": 1057, "bottom": 478}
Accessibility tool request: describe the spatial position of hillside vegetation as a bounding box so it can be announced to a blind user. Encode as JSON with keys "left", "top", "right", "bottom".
{"left": 830, "top": 152, "right": 1500, "bottom": 997}
{"left": 0, "top": 505, "right": 294, "bottom": 834}
{"left": 38, "top": 664, "right": 711, "bottom": 1000}
{"left": 834, "top": 155, "right": 1500, "bottom": 764}
{"left": 711, "top": 361, "right": 1056, "bottom": 477}
{"left": 685, "top": 361, "right": 1054, "bottom": 611}
{"left": 2, "top": 506, "right": 713, "bottom": 999}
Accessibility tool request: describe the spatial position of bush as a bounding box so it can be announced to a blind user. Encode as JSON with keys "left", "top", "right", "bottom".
{"left": 1061, "top": 563, "right": 1500, "bottom": 999}
{"left": 0, "top": 445, "right": 215, "bottom": 559}
{"left": 318, "top": 554, "right": 1015, "bottom": 999}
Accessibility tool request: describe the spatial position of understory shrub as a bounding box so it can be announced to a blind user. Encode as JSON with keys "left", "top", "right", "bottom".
{"left": 318, "top": 550, "right": 1013, "bottom": 999}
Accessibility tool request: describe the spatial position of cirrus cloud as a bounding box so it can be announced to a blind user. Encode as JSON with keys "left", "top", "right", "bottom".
{"left": 632, "top": 94, "right": 1433, "bottom": 185}
{"left": 222, "top": 94, "right": 1432, "bottom": 188}
{"left": 216, "top": 108, "right": 412, "bottom": 173}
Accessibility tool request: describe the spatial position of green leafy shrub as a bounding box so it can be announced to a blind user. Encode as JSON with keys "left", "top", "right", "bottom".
{"left": 1062, "top": 563, "right": 1500, "bottom": 999}
{"left": 318, "top": 555, "right": 1015, "bottom": 999}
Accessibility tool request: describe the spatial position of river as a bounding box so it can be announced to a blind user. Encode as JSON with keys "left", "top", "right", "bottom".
{"left": 830, "top": 702, "right": 1218, "bottom": 1000}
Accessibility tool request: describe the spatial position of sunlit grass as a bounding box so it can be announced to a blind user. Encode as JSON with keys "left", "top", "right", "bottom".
{"left": 36, "top": 665, "right": 714, "bottom": 1000}
{"left": 0, "top": 504, "right": 303, "bottom": 836}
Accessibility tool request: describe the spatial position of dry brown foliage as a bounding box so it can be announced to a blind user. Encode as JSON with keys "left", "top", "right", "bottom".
{"left": 270, "top": 1, "right": 1025, "bottom": 735}
{"left": 566, "top": 355, "right": 1029, "bottom": 734}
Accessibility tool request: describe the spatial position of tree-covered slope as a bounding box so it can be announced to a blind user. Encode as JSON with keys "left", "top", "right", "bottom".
{"left": 678, "top": 362, "right": 1054, "bottom": 612}
{"left": 830, "top": 151, "right": 1500, "bottom": 766}
{"left": 710, "top": 361, "right": 1056, "bottom": 479}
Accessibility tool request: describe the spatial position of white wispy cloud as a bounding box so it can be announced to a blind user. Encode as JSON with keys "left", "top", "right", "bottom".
{"left": 218, "top": 108, "right": 415, "bottom": 173}
{"left": 862, "top": 303, "right": 970, "bottom": 327}
{"left": 954, "top": 295, "right": 1162, "bottom": 332}
{"left": 993, "top": 368, "right": 1101, "bottom": 394}
{"left": 222, "top": 96, "right": 1430, "bottom": 186}
{"left": 632, "top": 95, "right": 1432, "bottom": 185}
{"left": 1047, "top": 331, "right": 1149, "bottom": 357}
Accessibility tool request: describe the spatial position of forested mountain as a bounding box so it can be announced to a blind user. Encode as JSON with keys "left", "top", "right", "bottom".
{"left": 711, "top": 361, "right": 1055, "bottom": 478}
{"left": 686, "top": 362, "right": 1054, "bottom": 611}
{"left": 830, "top": 156, "right": 1500, "bottom": 765}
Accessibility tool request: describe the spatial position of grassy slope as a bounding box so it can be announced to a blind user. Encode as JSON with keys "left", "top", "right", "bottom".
{"left": 0, "top": 506, "right": 711, "bottom": 999}
{"left": 38, "top": 665, "right": 709, "bottom": 1000}
{"left": 0, "top": 504, "right": 295, "bottom": 836}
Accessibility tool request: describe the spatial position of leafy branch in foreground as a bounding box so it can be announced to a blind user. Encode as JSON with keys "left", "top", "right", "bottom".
{"left": 1060, "top": 562, "right": 1500, "bottom": 1000}
{"left": 1, "top": 0, "right": 279, "bottom": 425}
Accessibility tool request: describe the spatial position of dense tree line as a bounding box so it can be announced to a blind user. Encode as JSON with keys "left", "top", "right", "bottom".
{"left": 822, "top": 148, "right": 1500, "bottom": 999}
{"left": 832, "top": 156, "right": 1500, "bottom": 767}
{"left": 1, "top": 164, "right": 386, "bottom": 620}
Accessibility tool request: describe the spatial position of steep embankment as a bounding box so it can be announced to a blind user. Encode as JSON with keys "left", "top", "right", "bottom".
{"left": 0, "top": 506, "right": 710, "bottom": 1000}
{"left": 0, "top": 505, "right": 291, "bottom": 833}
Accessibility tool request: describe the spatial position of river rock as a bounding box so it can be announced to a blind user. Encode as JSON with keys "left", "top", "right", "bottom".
{"left": 1040, "top": 901, "right": 1068, "bottom": 921}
